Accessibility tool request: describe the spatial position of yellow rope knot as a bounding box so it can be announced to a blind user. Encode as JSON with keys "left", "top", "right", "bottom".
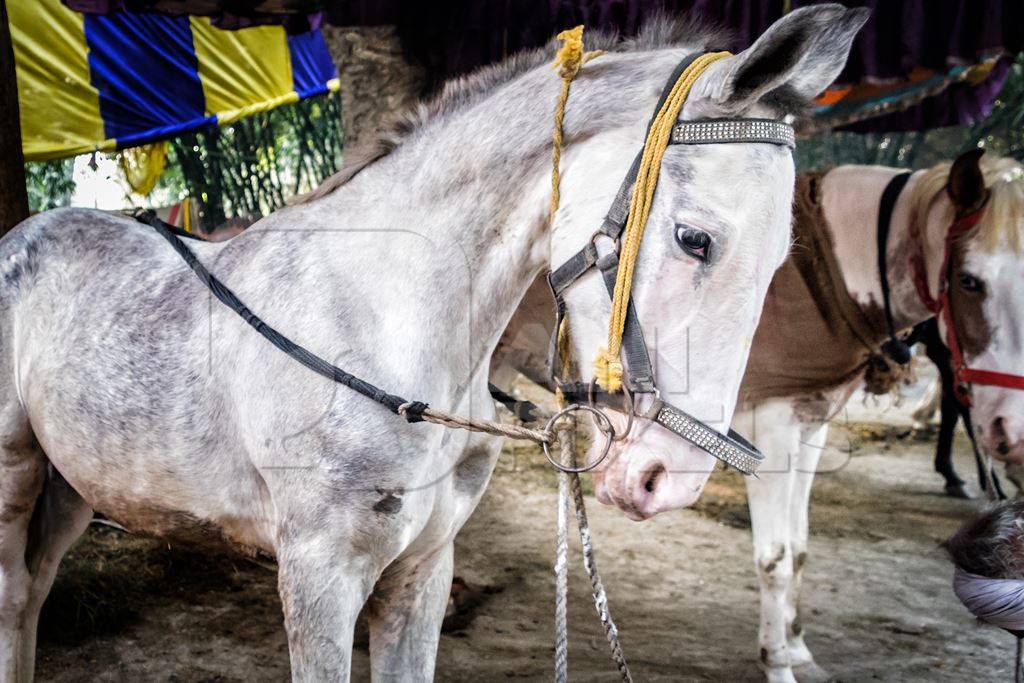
{"left": 554, "top": 26, "right": 586, "bottom": 79}
{"left": 592, "top": 349, "right": 624, "bottom": 394}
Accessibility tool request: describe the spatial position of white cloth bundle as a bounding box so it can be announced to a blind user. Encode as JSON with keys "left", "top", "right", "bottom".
{"left": 954, "top": 567, "right": 1024, "bottom": 632}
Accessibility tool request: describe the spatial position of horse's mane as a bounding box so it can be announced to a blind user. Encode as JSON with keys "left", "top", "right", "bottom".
{"left": 911, "top": 154, "right": 1024, "bottom": 255}
{"left": 292, "top": 15, "right": 733, "bottom": 205}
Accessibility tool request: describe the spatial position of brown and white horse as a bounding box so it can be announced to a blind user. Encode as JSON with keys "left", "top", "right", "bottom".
{"left": 492, "top": 150, "right": 1024, "bottom": 681}
{"left": 736, "top": 150, "right": 1024, "bottom": 682}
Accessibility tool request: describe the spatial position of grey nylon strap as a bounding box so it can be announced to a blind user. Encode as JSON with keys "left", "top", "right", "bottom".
{"left": 599, "top": 151, "right": 643, "bottom": 241}
{"left": 595, "top": 252, "right": 656, "bottom": 393}
{"left": 593, "top": 52, "right": 704, "bottom": 241}
{"left": 546, "top": 273, "right": 569, "bottom": 382}
{"left": 549, "top": 243, "right": 599, "bottom": 296}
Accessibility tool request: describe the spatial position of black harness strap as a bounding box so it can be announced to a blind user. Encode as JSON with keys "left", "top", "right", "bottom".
{"left": 549, "top": 243, "right": 599, "bottom": 295}
{"left": 487, "top": 383, "right": 540, "bottom": 423}
{"left": 877, "top": 171, "right": 914, "bottom": 364}
{"left": 134, "top": 210, "right": 428, "bottom": 423}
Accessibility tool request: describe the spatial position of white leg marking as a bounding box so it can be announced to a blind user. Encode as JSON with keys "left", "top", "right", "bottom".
{"left": 788, "top": 422, "right": 830, "bottom": 683}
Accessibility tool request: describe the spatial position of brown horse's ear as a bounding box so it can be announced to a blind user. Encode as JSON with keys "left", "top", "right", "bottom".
{"left": 947, "top": 148, "right": 987, "bottom": 214}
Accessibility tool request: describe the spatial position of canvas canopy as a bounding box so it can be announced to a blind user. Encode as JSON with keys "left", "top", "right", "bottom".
{"left": 9, "top": 0, "right": 339, "bottom": 161}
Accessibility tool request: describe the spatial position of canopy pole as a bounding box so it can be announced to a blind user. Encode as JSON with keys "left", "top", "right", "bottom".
{"left": 0, "top": 2, "right": 28, "bottom": 237}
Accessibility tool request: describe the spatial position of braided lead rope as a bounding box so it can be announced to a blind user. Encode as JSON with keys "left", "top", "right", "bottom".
{"left": 554, "top": 423, "right": 573, "bottom": 683}
{"left": 402, "top": 404, "right": 633, "bottom": 681}
{"left": 567, "top": 455, "right": 632, "bottom": 682}
{"left": 398, "top": 404, "right": 554, "bottom": 444}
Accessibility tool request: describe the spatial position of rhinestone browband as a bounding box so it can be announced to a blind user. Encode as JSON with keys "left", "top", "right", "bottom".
{"left": 670, "top": 118, "right": 796, "bottom": 150}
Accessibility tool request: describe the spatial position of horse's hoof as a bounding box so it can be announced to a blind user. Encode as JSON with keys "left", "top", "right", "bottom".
{"left": 944, "top": 483, "right": 976, "bottom": 499}
{"left": 792, "top": 660, "right": 833, "bottom": 683}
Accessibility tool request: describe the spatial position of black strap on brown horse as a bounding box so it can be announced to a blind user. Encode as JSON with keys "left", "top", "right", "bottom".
{"left": 876, "top": 171, "right": 914, "bottom": 364}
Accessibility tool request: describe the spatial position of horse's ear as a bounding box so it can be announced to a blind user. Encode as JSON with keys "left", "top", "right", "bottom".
{"left": 947, "top": 148, "right": 988, "bottom": 213}
{"left": 699, "top": 4, "right": 869, "bottom": 113}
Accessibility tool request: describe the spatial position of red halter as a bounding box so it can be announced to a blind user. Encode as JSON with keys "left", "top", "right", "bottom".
{"left": 909, "top": 205, "right": 1024, "bottom": 406}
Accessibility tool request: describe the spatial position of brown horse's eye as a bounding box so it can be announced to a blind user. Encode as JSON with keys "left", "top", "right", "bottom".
{"left": 674, "top": 225, "right": 711, "bottom": 262}
{"left": 959, "top": 273, "right": 984, "bottom": 293}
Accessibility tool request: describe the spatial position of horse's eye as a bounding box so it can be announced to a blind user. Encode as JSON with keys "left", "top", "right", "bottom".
{"left": 959, "top": 273, "right": 984, "bottom": 293}
{"left": 674, "top": 225, "right": 711, "bottom": 262}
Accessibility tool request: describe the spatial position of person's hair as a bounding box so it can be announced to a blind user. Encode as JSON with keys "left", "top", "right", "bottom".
{"left": 946, "top": 501, "right": 1024, "bottom": 580}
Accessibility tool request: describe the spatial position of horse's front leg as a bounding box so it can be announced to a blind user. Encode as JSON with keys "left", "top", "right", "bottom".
{"left": 366, "top": 542, "right": 454, "bottom": 682}
{"left": 737, "top": 401, "right": 799, "bottom": 683}
{"left": 786, "top": 422, "right": 829, "bottom": 683}
{"left": 277, "top": 537, "right": 379, "bottom": 682}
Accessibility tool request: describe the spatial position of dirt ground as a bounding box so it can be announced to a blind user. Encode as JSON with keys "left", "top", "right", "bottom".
{"left": 35, "top": 417, "right": 1012, "bottom": 682}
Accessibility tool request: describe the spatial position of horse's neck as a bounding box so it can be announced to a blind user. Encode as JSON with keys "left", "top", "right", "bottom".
{"left": 820, "top": 165, "right": 936, "bottom": 333}
{"left": 254, "top": 72, "right": 562, "bottom": 398}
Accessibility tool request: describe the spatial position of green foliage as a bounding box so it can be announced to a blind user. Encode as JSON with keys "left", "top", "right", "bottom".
{"left": 160, "top": 92, "right": 343, "bottom": 228}
{"left": 797, "top": 55, "right": 1024, "bottom": 172}
{"left": 24, "top": 158, "right": 75, "bottom": 213}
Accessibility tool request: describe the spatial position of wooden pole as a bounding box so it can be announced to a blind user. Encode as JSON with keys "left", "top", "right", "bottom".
{"left": 0, "top": 1, "right": 29, "bottom": 236}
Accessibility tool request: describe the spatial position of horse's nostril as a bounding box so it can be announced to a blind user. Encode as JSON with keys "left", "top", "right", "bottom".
{"left": 643, "top": 464, "right": 666, "bottom": 494}
{"left": 998, "top": 441, "right": 1011, "bottom": 456}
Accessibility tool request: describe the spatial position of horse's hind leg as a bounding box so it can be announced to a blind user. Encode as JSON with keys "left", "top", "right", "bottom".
{"left": 18, "top": 467, "right": 92, "bottom": 680}
{"left": 0, "top": 434, "right": 46, "bottom": 682}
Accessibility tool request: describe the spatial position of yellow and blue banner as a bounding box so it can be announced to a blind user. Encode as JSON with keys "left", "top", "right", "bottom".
{"left": 9, "top": 0, "right": 340, "bottom": 161}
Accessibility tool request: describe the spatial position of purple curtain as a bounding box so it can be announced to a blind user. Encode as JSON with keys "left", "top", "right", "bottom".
{"left": 325, "top": 0, "right": 1021, "bottom": 131}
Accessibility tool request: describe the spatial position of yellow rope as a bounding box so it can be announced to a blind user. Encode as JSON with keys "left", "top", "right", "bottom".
{"left": 550, "top": 26, "right": 602, "bottom": 408}
{"left": 550, "top": 26, "right": 603, "bottom": 225}
{"left": 554, "top": 314, "right": 574, "bottom": 408}
{"left": 592, "top": 51, "right": 730, "bottom": 392}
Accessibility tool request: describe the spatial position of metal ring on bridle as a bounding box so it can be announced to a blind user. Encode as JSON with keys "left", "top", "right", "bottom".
{"left": 542, "top": 404, "right": 615, "bottom": 473}
{"left": 587, "top": 379, "right": 634, "bottom": 442}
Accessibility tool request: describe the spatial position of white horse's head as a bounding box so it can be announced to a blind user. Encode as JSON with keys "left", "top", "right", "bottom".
{"left": 550, "top": 6, "right": 867, "bottom": 519}
{"left": 917, "top": 151, "right": 1024, "bottom": 462}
